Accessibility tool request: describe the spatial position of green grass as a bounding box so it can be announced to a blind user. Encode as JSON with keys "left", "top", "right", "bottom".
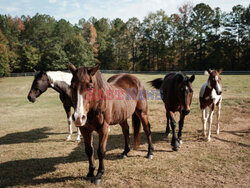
{"left": 0, "top": 74, "right": 249, "bottom": 187}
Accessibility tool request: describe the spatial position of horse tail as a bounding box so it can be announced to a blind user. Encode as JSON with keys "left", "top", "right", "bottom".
{"left": 148, "top": 78, "right": 163, "bottom": 89}
{"left": 132, "top": 113, "right": 141, "bottom": 150}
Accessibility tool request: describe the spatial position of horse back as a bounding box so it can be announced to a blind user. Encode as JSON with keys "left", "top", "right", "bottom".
{"left": 108, "top": 73, "right": 144, "bottom": 91}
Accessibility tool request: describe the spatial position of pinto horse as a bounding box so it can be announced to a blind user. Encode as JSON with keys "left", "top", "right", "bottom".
{"left": 150, "top": 72, "right": 195, "bottom": 151}
{"left": 199, "top": 69, "right": 223, "bottom": 141}
{"left": 68, "top": 63, "right": 153, "bottom": 184}
{"left": 27, "top": 71, "right": 81, "bottom": 141}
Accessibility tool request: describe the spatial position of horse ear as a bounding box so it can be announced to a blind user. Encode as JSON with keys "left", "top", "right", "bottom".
{"left": 189, "top": 74, "right": 195, "bottom": 83}
{"left": 68, "top": 63, "right": 76, "bottom": 74}
{"left": 217, "top": 68, "right": 223, "bottom": 74}
{"left": 207, "top": 69, "right": 212, "bottom": 75}
{"left": 89, "top": 64, "right": 100, "bottom": 76}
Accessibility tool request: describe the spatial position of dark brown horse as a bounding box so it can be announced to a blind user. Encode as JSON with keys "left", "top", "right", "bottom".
{"left": 150, "top": 72, "right": 195, "bottom": 151}
{"left": 199, "top": 69, "right": 223, "bottom": 141}
{"left": 68, "top": 63, "right": 153, "bottom": 184}
{"left": 27, "top": 71, "right": 81, "bottom": 141}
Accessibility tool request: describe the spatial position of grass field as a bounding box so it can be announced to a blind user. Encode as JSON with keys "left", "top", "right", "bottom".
{"left": 0, "top": 74, "right": 249, "bottom": 187}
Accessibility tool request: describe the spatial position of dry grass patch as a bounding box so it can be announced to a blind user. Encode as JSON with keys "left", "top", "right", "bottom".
{"left": 0, "top": 74, "right": 249, "bottom": 187}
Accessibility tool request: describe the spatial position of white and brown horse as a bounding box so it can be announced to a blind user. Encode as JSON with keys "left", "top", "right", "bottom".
{"left": 199, "top": 69, "right": 223, "bottom": 141}
{"left": 27, "top": 71, "right": 81, "bottom": 141}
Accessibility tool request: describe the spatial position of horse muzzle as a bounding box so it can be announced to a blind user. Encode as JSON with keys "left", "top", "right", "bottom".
{"left": 27, "top": 95, "right": 36, "bottom": 103}
{"left": 73, "top": 114, "right": 87, "bottom": 127}
{"left": 216, "top": 90, "right": 222, "bottom": 95}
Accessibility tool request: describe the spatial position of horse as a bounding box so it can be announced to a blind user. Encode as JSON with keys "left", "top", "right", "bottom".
{"left": 199, "top": 69, "right": 223, "bottom": 141}
{"left": 149, "top": 72, "right": 195, "bottom": 151}
{"left": 68, "top": 63, "right": 153, "bottom": 184}
{"left": 27, "top": 70, "right": 81, "bottom": 141}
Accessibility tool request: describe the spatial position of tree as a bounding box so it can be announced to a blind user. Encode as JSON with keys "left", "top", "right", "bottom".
{"left": 20, "top": 44, "right": 40, "bottom": 72}
{"left": 190, "top": 3, "right": 214, "bottom": 69}
{"left": 126, "top": 17, "right": 141, "bottom": 71}
{"left": 0, "top": 30, "right": 10, "bottom": 75}
{"left": 64, "top": 34, "right": 95, "bottom": 67}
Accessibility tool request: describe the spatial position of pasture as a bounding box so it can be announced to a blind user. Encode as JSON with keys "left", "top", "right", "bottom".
{"left": 0, "top": 74, "right": 249, "bottom": 187}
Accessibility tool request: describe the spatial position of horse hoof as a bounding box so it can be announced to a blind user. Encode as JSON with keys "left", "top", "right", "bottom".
{"left": 206, "top": 137, "right": 211, "bottom": 142}
{"left": 94, "top": 178, "right": 102, "bottom": 185}
{"left": 66, "top": 137, "right": 72, "bottom": 141}
{"left": 178, "top": 139, "right": 183, "bottom": 145}
{"left": 172, "top": 146, "right": 179, "bottom": 151}
{"left": 86, "top": 176, "right": 95, "bottom": 182}
{"left": 147, "top": 154, "right": 153, "bottom": 159}
{"left": 121, "top": 154, "right": 127, "bottom": 159}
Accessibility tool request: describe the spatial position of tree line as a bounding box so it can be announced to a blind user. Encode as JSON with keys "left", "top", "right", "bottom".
{"left": 0, "top": 3, "right": 249, "bottom": 75}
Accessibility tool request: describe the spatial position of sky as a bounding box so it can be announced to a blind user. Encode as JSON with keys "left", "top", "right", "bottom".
{"left": 0, "top": 0, "right": 249, "bottom": 24}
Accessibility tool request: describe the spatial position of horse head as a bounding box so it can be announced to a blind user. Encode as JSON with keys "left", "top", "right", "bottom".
{"left": 207, "top": 69, "right": 223, "bottom": 95}
{"left": 27, "top": 71, "right": 50, "bottom": 103}
{"left": 68, "top": 63, "right": 99, "bottom": 127}
{"left": 177, "top": 74, "right": 195, "bottom": 115}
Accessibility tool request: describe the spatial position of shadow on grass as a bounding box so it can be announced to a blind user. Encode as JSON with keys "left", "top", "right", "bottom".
{"left": 221, "top": 129, "right": 250, "bottom": 137}
{"left": 0, "top": 127, "right": 66, "bottom": 145}
{"left": 214, "top": 136, "right": 250, "bottom": 148}
{"left": 0, "top": 130, "right": 170, "bottom": 187}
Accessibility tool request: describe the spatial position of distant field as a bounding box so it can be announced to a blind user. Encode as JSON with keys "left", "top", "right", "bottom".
{"left": 0, "top": 74, "right": 249, "bottom": 187}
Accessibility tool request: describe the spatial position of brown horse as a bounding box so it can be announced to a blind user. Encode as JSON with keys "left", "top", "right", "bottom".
{"left": 199, "top": 69, "right": 223, "bottom": 141}
{"left": 150, "top": 72, "right": 195, "bottom": 151}
{"left": 68, "top": 63, "right": 153, "bottom": 184}
{"left": 27, "top": 71, "right": 81, "bottom": 141}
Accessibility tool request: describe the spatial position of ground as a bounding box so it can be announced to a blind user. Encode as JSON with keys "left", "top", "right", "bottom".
{"left": 0, "top": 74, "right": 249, "bottom": 187}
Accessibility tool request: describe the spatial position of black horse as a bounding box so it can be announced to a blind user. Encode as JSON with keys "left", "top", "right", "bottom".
{"left": 150, "top": 72, "right": 195, "bottom": 151}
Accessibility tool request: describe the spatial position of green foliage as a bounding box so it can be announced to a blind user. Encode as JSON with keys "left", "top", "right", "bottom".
{"left": 0, "top": 3, "right": 249, "bottom": 74}
{"left": 64, "top": 34, "right": 95, "bottom": 67}
{"left": 20, "top": 44, "right": 40, "bottom": 72}
{"left": 0, "top": 30, "right": 10, "bottom": 75}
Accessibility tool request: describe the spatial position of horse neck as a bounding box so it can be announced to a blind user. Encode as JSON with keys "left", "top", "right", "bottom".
{"left": 94, "top": 71, "right": 111, "bottom": 91}
{"left": 46, "top": 71, "right": 72, "bottom": 96}
{"left": 203, "top": 80, "right": 213, "bottom": 98}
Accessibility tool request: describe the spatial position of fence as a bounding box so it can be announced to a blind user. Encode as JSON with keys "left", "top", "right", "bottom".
{"left": 2, "top": 70, "right": 250, "bottom": 77}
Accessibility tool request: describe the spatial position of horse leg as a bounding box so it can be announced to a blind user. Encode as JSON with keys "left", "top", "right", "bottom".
{"left": 216, "top": 99, "right": 222, "bottom": 135}
{"left": 80, "top": 126, "right": 95, "bottom": 181}
{"left": 120, "top": 120, "right": 130, "bottom": 158}
{"left": 165, "top": 111, "right": 170, "bottom": 137}
{"left": 177, "top": 113, "right": 185, "bottom": 145}
{"left": 207, "top": 104, "right": 215, "bottom": 141}
{"left": 95, "top": 123, "right": 109, "bottom": 185}
{"left": 63, "top": 105, "right": 73, "bottom": 141}
{"left": 136, "top": 110, "right": 154, "bottom": 159}
{"left": 169, "top": 110, "right": 179, "bottom": 151}
{"left": 201, "top": 107, "right": 208, "bottom": 137}
{"left": 76, "top": 127, "right": 81, "bottom": 142}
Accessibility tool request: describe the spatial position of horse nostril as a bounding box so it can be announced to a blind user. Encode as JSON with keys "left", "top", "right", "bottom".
{"left": 27, "top": 95, "right": 31, "bottom": 101}
{"left": 72, "top": 114, "right": 75, "bottom": 122}
{"left": 82, "top": 115, "right": 86, "bottom": 120}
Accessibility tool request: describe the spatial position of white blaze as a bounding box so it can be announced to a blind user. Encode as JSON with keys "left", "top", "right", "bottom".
{"left": 215, "top": 76, "right": 222, "bottom": 94}
{"left": 74, "top": 89, "right": 87, "bottom": 126}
